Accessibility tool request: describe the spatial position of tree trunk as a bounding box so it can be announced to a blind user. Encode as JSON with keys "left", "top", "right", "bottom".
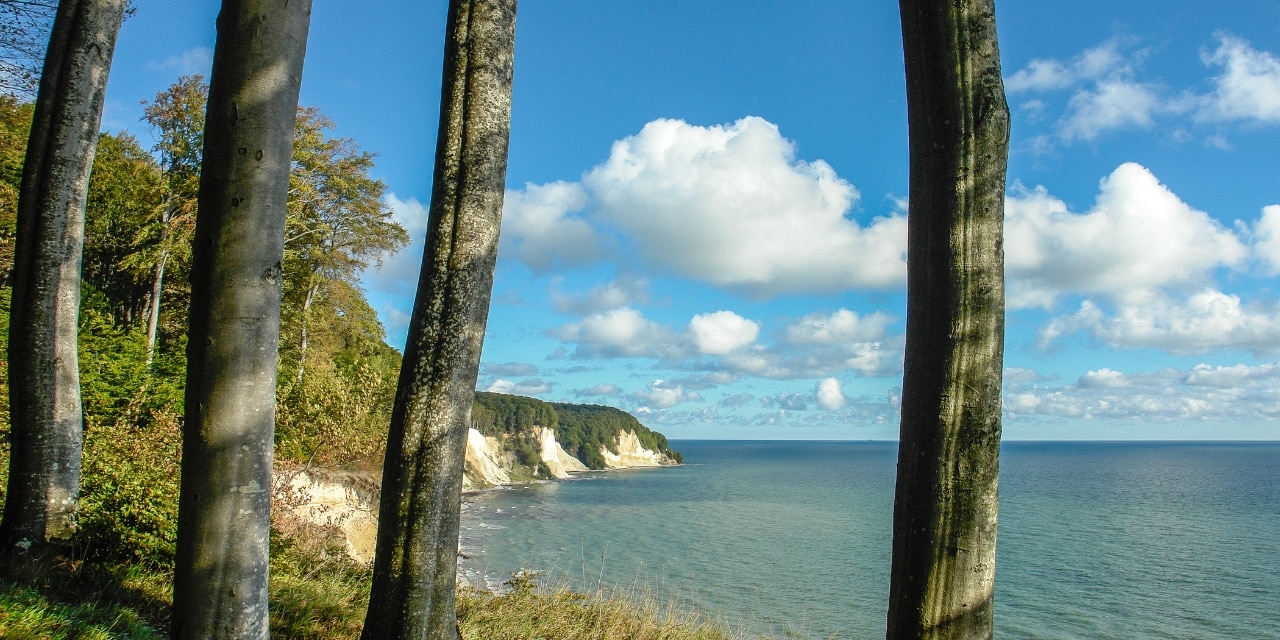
{"left": 1, "top": 0, "right": 126, "bottom": 555}
{"left": 361, "top": 2, "right": 516, "bottom": 638}
{"left": 294, "top": 275, "right": 318, "bottom": 384}
{"left": 144, "top": 243, "right": 167, "bottom": 365}
{"left": 886, "top": 1, "right": 1009, "bottom": 639}
{"left": 169, "top": 1, "right": 311, "bottom": 638}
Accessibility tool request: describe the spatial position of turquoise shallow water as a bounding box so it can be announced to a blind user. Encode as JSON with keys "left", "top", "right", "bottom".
{"left": 458, "top": 441, "right": 1280, "bottom": 639}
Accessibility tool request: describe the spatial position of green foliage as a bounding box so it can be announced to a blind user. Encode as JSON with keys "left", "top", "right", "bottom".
{"left": 553, "top": 401, "right": 684, "bottom": 465}
{"left": 77, "top": 416, "right": 181, "bottom": 568}
{"left": 274, "top": 357, "right": 395, "bottom": 465}
{"left": 0, "top": 95, "right": 34, "bottom": 284}
{"left": 275, "top": 281, "right": 401, "bottom": 466}
{"left": 472, "top": 391, "right": 559, "bottom": 437}
{"left": 473, "top": 392, "right": 683, "bottom": 469}
{"left": 83, "top": 132, "right": 164, "bottom": 325}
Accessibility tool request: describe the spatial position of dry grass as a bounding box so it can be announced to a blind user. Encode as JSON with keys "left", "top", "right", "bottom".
{"left": 456, "top": 570, "right": 761, "bottom": 640}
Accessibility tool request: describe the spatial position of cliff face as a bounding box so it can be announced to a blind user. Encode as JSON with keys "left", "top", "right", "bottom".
{"left": 599, "top": 429, "right": 677, "bottom": 468}
{"left": 275, "top": 467, "right": 380, "bottom": 564}
{"left": 464, "top": 428, "right": 513, "bottom": 488}
{"left": 462, "top": 425, "right": 679, "bottom": 489}
{"left": 534, "top": 426, "right": 590, "bottom": 478}
{"left": 465, "top": 427, "right": 655, "bottom": 486}
{"left": 276, "top": 425, "right": 678, "bottom": 565}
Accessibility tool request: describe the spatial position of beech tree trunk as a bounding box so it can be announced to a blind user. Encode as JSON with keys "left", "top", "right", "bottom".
{"left": 1, "top": 0, "right": 125, "bottom": 554}
{"left": 144, "top": 242, "right": 167, "bottom": 364}
{"left": 169, "top": 1, "right": 311, "bottom": 638}
{"left": 361, "top": 2, "right": 516, "bottom": 638}
{"left": 886, "top": 1, "right": 1009, "bottom": 639}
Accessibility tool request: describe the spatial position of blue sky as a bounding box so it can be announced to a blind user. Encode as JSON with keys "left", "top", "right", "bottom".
{"left": 99, "top": 1, "right": 1280, "bottom": 440}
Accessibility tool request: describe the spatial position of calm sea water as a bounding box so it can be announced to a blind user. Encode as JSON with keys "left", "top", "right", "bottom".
{"left": 458, "top": 441, "right": 1280, "bottom": 639}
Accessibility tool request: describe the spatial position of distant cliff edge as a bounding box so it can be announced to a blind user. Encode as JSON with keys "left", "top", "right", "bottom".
{"left": 276, "top": 393, "right": 682, "bottom": 564}
{"left": 464, "top": 391, "right": 682, "bottom": 489}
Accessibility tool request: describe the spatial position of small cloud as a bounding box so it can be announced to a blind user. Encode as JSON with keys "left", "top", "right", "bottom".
{"left": 550, "top": 307, "right": 680, "bottom": 359}
{"left": 1252, "top": 205, "right": 1280, "bottom": 275}
{"left": 762, "top": 391, "right": 808, "bottom": 411}
{"left": 784, "top": 309, "right": 893, "bottom": 345}
{"left": 148, "top": 47, "right": 213, "bottom": 75}
{"left": 1059, "top": 79, "right": 1163, "bottom": 141}
{"left": 1196, "top": 33, "right": 1280, "bottom": 124}
{"left": 689, "top": 311, "right": 760, "bottom": 355}
{"left": 816, "top": 378, "right": 846, "bottom": 411}
{"left": 484, "top": 378, "right": 554, "bottom": 396}
{"left": 550, "top": 276, "right": 649, "bottom": 315}
{"left": 573, "top": 383, "right": 623, "bottom": 397}
{"left": 630, "top": 379, "right": 702, "bottom": 410}
{"left": 483, "top": 362, "right": 539, "bottom": 377}
{"left": 1078, "top": 368, "right": 1128, "bottom": 388}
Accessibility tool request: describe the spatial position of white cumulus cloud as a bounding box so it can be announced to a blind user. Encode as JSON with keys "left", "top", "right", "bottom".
{"left": 631, "top": 380, "right": 702, "bottom": 410}
{"left": 816, "top": 378, "right": 846, "bottom": 411}
{"left": 1006, "top": 40, "right": 1129, "bottom": 92}
{"left": 1059, "top": 79, "right": 1163, "bottom": 141}
{"left": 689, "top": 311, "right": 759, "bottom": 355}
{"left": 1005, "top": 163, "right": 1247, "bottom": 308}
{"left": 550, "top": 307, "right": 677, "bottom": 359}
{"left": 1197, "top": 34, "right": 1280, "bottom": 123}
{"left": 1251, "top": 205, "right": 1280, "bottom": 275}
{"left": 1040, "top": 292, "right": 1280, "bottom": 356}
{"left": 784, "top": 309, "right": 894, "bottom": 345}
{"left": 501, "top": 181, "right": 608, "bottom": 271}
{"left": 484, "top": 378, "right": 554, "bottom": 395}
{"left": 582, "top": 117, "right": 906, "bottom": 296}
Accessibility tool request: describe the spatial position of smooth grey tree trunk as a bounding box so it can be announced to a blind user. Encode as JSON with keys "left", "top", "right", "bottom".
{"left": 143, "top": 207, "right": 170, "bottom": 365}
{"left": 886, "top": 0, "right": 1009, "bottom": 639}
{"left": 1, "top": 0, "right": 125, "bottom": 555}
{"left": 361, "top": 1, "right": 516, "bottom": 639}
{"left": 170, "top": 1, "right": 310, "bottom": 638}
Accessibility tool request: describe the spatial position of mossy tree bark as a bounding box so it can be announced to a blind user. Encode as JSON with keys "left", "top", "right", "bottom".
{"left": 170, "top": 1, "right": 311, "bottom": 638}
{"left": 886, "top": 0, "right": 1009, "bottom": 639}
{"left": 361, "top": 1, "right": 516, "bottom": 639}
{"left": 1, "top": 0, "right": 125, "bottom": 555}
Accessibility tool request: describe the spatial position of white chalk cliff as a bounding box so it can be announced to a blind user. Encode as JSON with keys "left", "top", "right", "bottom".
{"left": 275, "top": 426, "right": 677, "bottom": 565}
{"left": 599, "top": 429, "right": 674, "bottom": 469}
{"left": 464, "top": 428, "right": 513, "bottom": 488}
{"left": 462, "top": 426, "right": 675, "bottom": 488}
{"left": 275, "top": 467, "right": 380, "bottom": 565}
{"left": 534, "top": 426, "right": 590, "bottom": 478}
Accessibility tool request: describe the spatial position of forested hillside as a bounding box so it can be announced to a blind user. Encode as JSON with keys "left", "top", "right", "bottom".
{"left": 473, "top": 391, "right": 683, "bottom": 468}
{"left": 0, "top": 81, "right": 408, "bottom": 475}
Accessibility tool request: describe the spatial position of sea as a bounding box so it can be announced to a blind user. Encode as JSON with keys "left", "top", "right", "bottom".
{"left": 457, "top": 440, "right": 1280, "bottom": 639}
